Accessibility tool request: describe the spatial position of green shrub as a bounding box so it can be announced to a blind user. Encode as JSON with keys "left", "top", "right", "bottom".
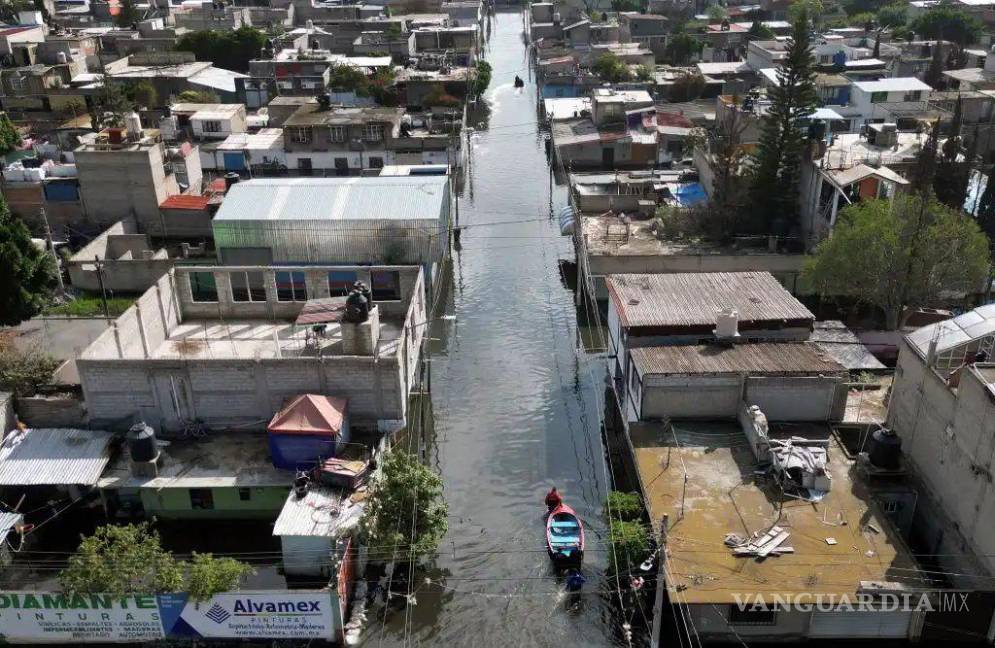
{"left": 605, "top": 491, "right": 643, "bottom": 522}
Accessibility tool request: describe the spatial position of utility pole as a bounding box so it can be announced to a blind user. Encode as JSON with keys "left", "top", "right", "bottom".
{"left": 93, "top": 254, "right": 109, "bottom": 319}
{"left": 39, "top": 207, "right": 65, "bottom": 298}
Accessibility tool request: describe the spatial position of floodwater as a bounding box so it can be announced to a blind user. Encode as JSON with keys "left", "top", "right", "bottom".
{"left": 361, "top": 10, "right": 642, "bottom": 648}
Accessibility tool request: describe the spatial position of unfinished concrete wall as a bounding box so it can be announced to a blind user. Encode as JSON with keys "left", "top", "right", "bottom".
{"left": 744, "top": 375, "right": 846, "bottom": 422}
{"left": 67, "top": 219, "right": 175, "bottom": 293}
{"left": 16, "top": 395, "right": 86, "bottom": 428}
{"left": 79, "top": 354, "right": 403, "bottom": 430}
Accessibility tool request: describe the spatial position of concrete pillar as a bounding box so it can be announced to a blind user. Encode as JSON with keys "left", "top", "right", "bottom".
{"left": 341, "top": 306, "right": 380, "bottom": 355}
{"left": 306, "top": 269, "right": 330, "bottom": 299}
{"left": 135, "top": 304, "right": 150, "bottom": 358}
{"left": 213, "top": 271, "right": 234, "bottom": 317}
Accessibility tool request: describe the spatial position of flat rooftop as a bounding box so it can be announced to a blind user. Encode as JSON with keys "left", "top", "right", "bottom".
{"left": 152, "top": 317, "right": 404, "bottom": 360}
{"left": 630, "top": 342, "right": 845, "bottom": 376}
{"left": 631, "top": 421, "right": 923, "bottom": 604}
{"left": 99, "top": 433, "right": 291, "bottom": 489}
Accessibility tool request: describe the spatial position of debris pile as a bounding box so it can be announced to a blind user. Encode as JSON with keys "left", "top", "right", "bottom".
{"left": 725, "top": 525, "right": 794, "bottom": 559}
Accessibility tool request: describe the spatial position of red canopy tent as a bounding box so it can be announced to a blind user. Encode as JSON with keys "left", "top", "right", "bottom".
{"left": 267, "top": 395, "right": 349, "bottom": 470}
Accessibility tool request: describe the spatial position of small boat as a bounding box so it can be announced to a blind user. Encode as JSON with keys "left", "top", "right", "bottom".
{"left": 546, "top": 503, "right": 584, "bottom": 565}
{"left": 514, "top": 75, "right": 525, "bottom": 88}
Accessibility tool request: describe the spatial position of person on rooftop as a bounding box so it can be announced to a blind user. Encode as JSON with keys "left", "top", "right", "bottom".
{"left": 545, "top": 486, "right": 562, "bottom": 512}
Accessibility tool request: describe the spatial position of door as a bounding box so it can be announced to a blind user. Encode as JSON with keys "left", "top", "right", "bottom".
{"left": 334, "top": 157, "right": 349, "bottom": 176}
{"left": 223, "top": 152, "right": 246, "bottom": 171}
{"left": 151, "top": 371, "right": 192, "bottom": 430}
{"left": 809, "top": 610, "right": 912, "bottom": 638}
{"left": 602, "top": 146, "right": 615, "bottom": 168}
{"left": 297, "top": 157, "right": 313, "bottom": 176}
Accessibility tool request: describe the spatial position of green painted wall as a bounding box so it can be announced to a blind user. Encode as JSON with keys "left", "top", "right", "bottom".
{"left": 140, "top": 486, "right": 291, "bottom": 520}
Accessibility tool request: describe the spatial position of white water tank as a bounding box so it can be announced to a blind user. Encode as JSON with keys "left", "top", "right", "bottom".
{"left": 714, "top": 308, "right": 740, "bottom": 339}
{"left": 306, "top": 19, "right": 314, "bottom": 31}
{"left": 125, "top": 111, "right": 143, "bottom": 140}
{"left": 56, "top": 51, "right": 68, "bottom": 64}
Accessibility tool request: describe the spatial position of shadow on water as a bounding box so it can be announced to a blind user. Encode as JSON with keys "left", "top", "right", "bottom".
{"left": 358, "top": 9, "right": 642, "bottom": 648}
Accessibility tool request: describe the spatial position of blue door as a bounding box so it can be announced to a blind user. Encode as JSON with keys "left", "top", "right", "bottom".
{"left": 224, "top": 152, "right": 247, "bottom": 171}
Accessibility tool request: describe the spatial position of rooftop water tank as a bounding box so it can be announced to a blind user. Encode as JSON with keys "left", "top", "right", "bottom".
{"left": 125, "top": 112, "right": 143, "bottom": 140}
{"left": 715, "top": 308, "right": 740, "bottom": 339}
{"left": 127, "top": 422, "right": 157, "bottom": 463}
{"left": 868, "top": 427, "right": 902, "bottom": 470}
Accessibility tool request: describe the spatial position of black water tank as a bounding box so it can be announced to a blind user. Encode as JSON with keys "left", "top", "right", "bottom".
{"left": 868, "top": 427, "right": 902, "bottom": 469}
{"left": 127, "top": 422, "right": 157, "bottom": 462}
{"left": 224, "top": 172, "right": 240, "bottom": 191}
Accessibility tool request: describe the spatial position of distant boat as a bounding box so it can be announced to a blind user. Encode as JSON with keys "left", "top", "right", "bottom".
{"left": 546, "top": 503, "right": 584, "bottom": 565}
{"left": 514, "top": 75, "right": 525, "bottom": 88}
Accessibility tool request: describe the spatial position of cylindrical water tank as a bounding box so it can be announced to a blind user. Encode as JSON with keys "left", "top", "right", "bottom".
{"left": 56, "top": 51, "right": 68, "bottom": 64}
{"left": 868, "top": 427, "right": 902, "bottom": 469}
{"left": 715, "top": 308, "right": 739, "bottom": 338}
{"left": 127, "top": 422, "right": 157, "bottom": 463}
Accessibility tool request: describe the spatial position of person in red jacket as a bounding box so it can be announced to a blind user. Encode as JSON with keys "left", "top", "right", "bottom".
{"left": 545, "top": 487, "right": 562, "bottom": 512}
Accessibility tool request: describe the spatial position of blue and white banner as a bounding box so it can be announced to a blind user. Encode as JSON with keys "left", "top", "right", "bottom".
{"left": 159, "top": 591, "right": 335, "bottom": 640}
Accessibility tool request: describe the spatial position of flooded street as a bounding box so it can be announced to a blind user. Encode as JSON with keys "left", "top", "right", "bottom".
{"left": 363, "top": 10, "right": 632, "bottom": 647}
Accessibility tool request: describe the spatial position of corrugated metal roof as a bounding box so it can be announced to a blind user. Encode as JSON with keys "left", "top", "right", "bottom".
{"left": 272, "top": 486, "right": 364, "bottom": 537}
{"left": 0, "top": 512, "right": 22, "bottom": 545}
{"left": 630, "top": 342, "right": 845, "bottom": 376}
{"left": 0, "top": 429, "right": 113, "bottom": 486}
{"left": 811, "top": 321, "right": 885, "bottom": 371}
{"left": 160, "top": 194, "right": 211, "bottom": 210}
{"left": 213, "top": 177, "right": 448, "bottom": 223}
{"left": 607, "top": 272, "right": 814, "bottom": 329}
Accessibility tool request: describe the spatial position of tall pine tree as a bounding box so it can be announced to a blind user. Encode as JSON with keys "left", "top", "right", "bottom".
{"left": 747, "top": 8, "right": 818, "bottom": 234}
{"left": 0, "top": 196, "right": 57, "bottom": 326}
{"left": 935, "top": 96, "right": 971, "bottom": 209}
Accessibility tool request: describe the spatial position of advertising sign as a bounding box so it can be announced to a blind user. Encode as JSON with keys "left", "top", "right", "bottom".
{"left": 0, "top": 592, "right": 164, "bottom": 644}
{"left": 158, "top": 591, "right": 335, "bottom": 640}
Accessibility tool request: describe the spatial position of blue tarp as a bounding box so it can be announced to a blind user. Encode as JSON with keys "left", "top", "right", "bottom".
{"left": 674, "top": 183, "right": 707, "bottom": 207}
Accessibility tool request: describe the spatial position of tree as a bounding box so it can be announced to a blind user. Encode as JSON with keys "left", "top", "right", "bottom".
{"left": 664, "top": 32, "right": 703, "bottom": 65}
{"left": 923, "top": 41, "right": 946, "bottom": 90}
{"left": 176, "top": 89, "right": 220, "bottom": 104}
{"left": 175, "top": 27, "right": 267, "bottom": 72}
{"left": 747, "top": 8, "right": 818, "bottom": 233}
{"left": 935, "top": 97, "right": 971, "bottom": 210}
{"left": 910, "top": 7, "right": 983, "bottom": 47}
{"left": 0, "top": 112, "right": 21, "bottom": 156}
{"left": 876, "top": 3, "right": 906, "bottom": 27}
{"left": 114, "top": 0, "right": 140, "bottom": 27}
{"left": 707, "top": 96, "right": 750, "bottom": 239}
{"left": 592, "top": 52, "right": 632, "bottom": 82}
{"left": 635, "top": 64, "right": 654, "bottom": 82}
{"left": 669, "top": 71, "right": 705, "bottom": 101}
{"left": 604, "top": 492, "right": 648, "bottom": 575}
{"left": 0, "top": 197, "right": 56, "bottom": 327}
{"left": 61, "top": 524, "right": 183, "bottom": 596}
{"left": 705, "top": 4, "right": 725, "bottom": 21}
{"left": 0, "top": 344, "right": 59, "bottom": 396}
{"left": 746, "top": 20, "right": 775, "bottom": 40}
{"left": 361, "top": 451, "right": 447, "bottom": 559}
{"left": 803, "top": 196, "right": 990, "bottom": 329}
{"left": 125, "top": 80, "right": 158, "bottom": 109}
{"left": 611, "top": 0, "right": 641, "bottom": 11}
{"left": 977, "top": 171, "right": 995, "bottom": 246}
{"left": 91, "top": 82, "right": 131, "bottom": 129}
{"left": 473, "top": 60, "right": 492, "bottom": 96}
{"left": 788, "top": 0, "right": 823, "bottom": 26}
{"left": 186, "top": 553, "right": 253, "bottom": 602}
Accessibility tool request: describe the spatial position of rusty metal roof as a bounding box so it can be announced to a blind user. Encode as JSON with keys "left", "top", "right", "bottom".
{"left": 630, "top": 342, "right": 845, "bottom": 376}
{"left": 160, "top": 194, "right": 211, "bottom": 211}
{"left": 607, "top": 272, "right": 814, "bottom": 329}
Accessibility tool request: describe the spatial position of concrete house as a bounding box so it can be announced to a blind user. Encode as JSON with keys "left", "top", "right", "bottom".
{"left": 410, "top": 26, "right": 478, "bottom": 66}
{"left": 73, "top": 126, "right": 191, "bottom": 233}
{"left": 849, "top": 78, "right": 933, "bottom": 126}
{"left": 66, "top": 218, "right": 174, "bottom": 293}
{"left": 606, "top": 271, "right": 815, "bottom": 402}
{"left": 77, "top": 263, "right": 427, "bottom": 432}
{"left": 887, "top": 305, "right": 995, "bottom": 584}
{"left": 282, "top": 102, "right": 404, "bottom": 175}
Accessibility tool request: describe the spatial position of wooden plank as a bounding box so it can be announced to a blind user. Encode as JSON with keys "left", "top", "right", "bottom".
{"left": 755, "top": 531, "right": 791, "bottom": 557}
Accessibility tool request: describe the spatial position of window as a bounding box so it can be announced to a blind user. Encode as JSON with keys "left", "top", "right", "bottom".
{"left": 230, "top": 271, "right": 266, "bottom": 302}
{"left": 276, "top": 270, "right": 307, "bottom": 301}
{"left": 728, "top": 606, "right": 777, "bottom": 626}
{"left": 903, "top": 90, "right": 922, "bottom": 102}
{"left": 329, "top": 126, "right": 347, "bottom": 142}
{"left": 189, "top": 272, "right": 218, "bottom": 302}
{"left": 883, "top": 500, "right": 900, "bottom": 514}
{"left": 289, "top": 126, "right": 313, "bottom": 144}
{"left": 298, "top": 157, "right": 313, "bottom": 175}
{"left": 189, "top": 488, "right": 214, "bottom": 510}
{"left": 368, "top": 155, "right": 384, "bottom": 169}
{"left": 201, "top": 120, "right": 222, "bottom": 133}
{"left": 870, "top": 91, "right": 888, "bottom": 104}
{"left": 819, "top": 54, "right": 831, "bottom": 64}
{"left": 363, "top": 123, "right": 384, "bottom": 141}
{"left": 371, "top": 270, "right": 401, "bottom": 301}
{"left": 238, "top": 487, "right": 252, "bottom": 501}
{"left": 328, "top": 270, "right": 358, "bottom": 297}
